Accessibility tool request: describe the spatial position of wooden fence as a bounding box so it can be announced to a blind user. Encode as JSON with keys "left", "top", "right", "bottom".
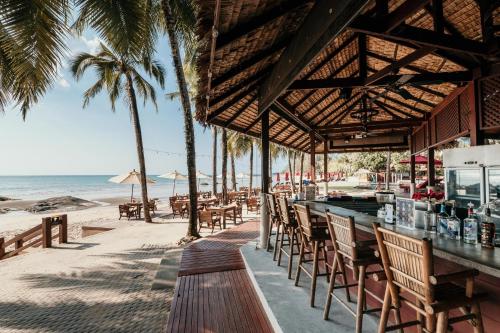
{"left": 0, "top": 214, "right": 68, "bottom": 260}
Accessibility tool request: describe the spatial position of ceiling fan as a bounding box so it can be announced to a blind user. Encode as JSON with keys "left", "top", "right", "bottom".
{"left": 349, "top": 95, "right": 379, "bottom": 138}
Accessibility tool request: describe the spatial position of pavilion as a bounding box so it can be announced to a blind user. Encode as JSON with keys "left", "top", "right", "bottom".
{"left": 193, "top": 0, "right": 500, "bottom": 247}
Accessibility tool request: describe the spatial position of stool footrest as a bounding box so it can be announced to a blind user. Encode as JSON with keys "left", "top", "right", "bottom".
{"left": 386, "top": 320, "right": 421, "bottom": 331}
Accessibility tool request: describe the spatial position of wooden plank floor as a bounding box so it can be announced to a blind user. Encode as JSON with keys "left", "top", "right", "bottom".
{"left": 166, "top": 220, "right": 274, "bottom": 333}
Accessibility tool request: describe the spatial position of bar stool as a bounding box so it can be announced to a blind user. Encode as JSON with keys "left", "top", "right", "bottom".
{"left": 373, "top": 222, "right": 485, "bottom": 333}
{"left": 276, "top": 197, "right": 301, "bottom": 279}
{"left": 264, "top": 193, "right": 281, "bottom": 258}
{"left": 323, "top": 211, "right": 390, "bottom": 333}
{"left": 293, "top": 204, "right": 330, "bottom": 307}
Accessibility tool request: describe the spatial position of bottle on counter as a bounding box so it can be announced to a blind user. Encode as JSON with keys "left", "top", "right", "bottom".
{"left": 438, "top": 203, "right": 449, "bottom": 237}
{"left": 447, "top": 202, "right": 461, "bottom": 240}
{"left": 481, "top": 205, "right": 495, "bottom": 249}
{"left": 424, "top": 200, "right": 437, "bottom": 234}
{"left": 463, "top": 202, "right": 479, "bottom": 245}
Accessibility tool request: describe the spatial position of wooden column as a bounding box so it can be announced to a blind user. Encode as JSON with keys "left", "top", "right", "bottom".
{"left": 323, "top": 139, "right": 329, "bottom": 195}
{"left": 260, "top": 109, "right": 270, "bottom": 249}
{"left": 310, "top": 132, "right": 316, "bottom": 182}
{"left": 59, "top": 215, "right": 68, "bottom": 244}
{"left": 409, "top": 135, "right": 416, "bottom": 196}
{"left": 385, "top": 149, "right": 391, "bottom": 191}
{"left": 0, "top": 237, "right": 4, "bottom": 259}
{"left": 470, "top": 81, "right": 483, "bottom": 146}
{"left": 41, "top": 217, "right": 52, "bottom": 248}
{"left": 427, "top": 148, "right": 436, "bottom": 188}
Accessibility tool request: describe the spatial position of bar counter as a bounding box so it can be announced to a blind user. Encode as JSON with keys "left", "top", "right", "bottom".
{"left": 298, "top": 200, "right": 500, "bottom": 331}
{"left": 300, "top": 200, "right": 500, "bottom": 278}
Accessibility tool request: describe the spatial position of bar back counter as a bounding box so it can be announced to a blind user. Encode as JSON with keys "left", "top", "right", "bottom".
{"left": 298, "top": 200, "right": 500, "bottom": 332}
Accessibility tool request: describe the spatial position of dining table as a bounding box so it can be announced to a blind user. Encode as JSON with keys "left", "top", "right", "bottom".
{"left": 208, "top": 203, "right": 238, "bottom": 229}
{"left": 127, "top": 202, "right": 143, "bottom": 219}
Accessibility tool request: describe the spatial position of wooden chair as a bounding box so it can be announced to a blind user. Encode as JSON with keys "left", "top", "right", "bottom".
{"left": 293, "top": 204, "right": 330, "bottom": 307}
{"left": 172, "top": 201, "right": 187, "bottom": 218}
{"left": 169, "top": 196, "right": 176, "bottom": 208}
{"left": 148, "top": 199, "right": 157, "bottom": 214}
{"left": 324, "top": 211, "right": 389, "bottom": 333}
{"left": 226, "top": 203, "right": 243, "bottom": 224}
{"left": 246, "top": 197, "right": 259, "bottom": 213}
{"left": 119, "top": 204, "right": 136, "bottom": 220}
{"left": 276, "top": 197, "right": 301, "bottom": 279}
{"left": 373, "top": 222, "right": 485, "bottom": 333}
{"left": 198, "top": 209, "right": 221, "bottom": 234}
{"left": 264, "top": 193, "right": 281, "bottom": 258}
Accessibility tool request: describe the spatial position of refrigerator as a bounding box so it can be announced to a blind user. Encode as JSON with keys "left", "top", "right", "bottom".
{"left": 443, "top": 145, "right": 500, "bottom": 208}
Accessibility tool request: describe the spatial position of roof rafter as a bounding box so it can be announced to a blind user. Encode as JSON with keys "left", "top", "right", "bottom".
{"left": 258, "top": 0, "right": 371, "bottom": 113}
{"left": 223, "top": 94, "right": 257, "bottom": 126}
{"left": 215, "top": 0, "right": 307, "bottom": 51}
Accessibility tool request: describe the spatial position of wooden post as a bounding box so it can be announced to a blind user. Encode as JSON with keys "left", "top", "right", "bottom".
{"left": 0, "top": 237, "right": 4, "bottom": 259}
{"left": 385, "top": 149, "right": 391, "bottom": 191}
{"left": 427, "top": 148, "right": 436, "bottom": 188}
{"left": 323, "top": 139, "right": 328, "bottom": 195}
{"left": 41, "top": 217, "right": 52, "bottom": 248}
{"left": 59, "top": 215, "right": 68, "bottom": 244}
{"left": 470, "top": 81, "right": 483, "bottom": 146}
{"left": 260, "top": 109, "right": 270, "bottom": 249}
{"left": 409, "top": 135, "right": 416, "bottom": 196}
{"left": 310, "top": 132, "right": 316, "bottom": 183}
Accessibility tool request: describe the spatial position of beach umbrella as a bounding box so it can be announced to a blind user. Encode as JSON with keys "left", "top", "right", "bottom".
{"left": 400, "top": 155, "right": 442, "bottom": 166}
{"left": 196, "top": 171, "right": 210, "bottom": 191}
{"left": 276, "top": 172, "right": 280, "bottom": 183}
{"left": 158, "top": 170, "right": 187, "bottom": 195}
{"left": 109, "top": 169, "right": 156, "bottom": 202}
{"left": 285, "top": 172, "right": 289, "bottom": 181}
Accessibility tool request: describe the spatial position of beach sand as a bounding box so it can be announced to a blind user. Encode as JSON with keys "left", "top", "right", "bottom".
{"left": 0, "top": 196, "right": 174, "bottom": 246}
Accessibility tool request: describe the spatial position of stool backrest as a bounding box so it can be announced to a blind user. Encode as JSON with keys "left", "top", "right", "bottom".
{"left": 277, "top": 197, "right": 293, "bottom": 226}
{"left": 325, "top": 211, "right": 356, "bottom": 260}
{"left": 373, "top": 223, "right": 434, "bottom": 302}
{"left": 293, "top": 204, "right": 313, "bottom": 239}
{"left": 264, "top": 193, "right": 278, "bottom": 217}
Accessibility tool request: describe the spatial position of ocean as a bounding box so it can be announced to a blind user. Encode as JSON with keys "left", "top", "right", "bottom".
{"left": 0, "top": 175, "right": 260, "bottom": 201}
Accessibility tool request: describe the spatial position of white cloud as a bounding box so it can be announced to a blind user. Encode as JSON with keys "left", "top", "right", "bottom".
{"left": 80, "top": 36, "right": 101, "bottom": 54}
{"left": 58, "top": 78, "right": 70, "bottom": 88}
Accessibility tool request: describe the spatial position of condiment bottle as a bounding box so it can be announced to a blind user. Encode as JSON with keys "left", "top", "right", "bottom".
{"left": 438, "top": 203, "right": 449, "bottom": 237}
{"left": 481, "top": 205, "right": 495, "bottom": 249}
{"left": 446, "top": 202, "right": 461, "bottom": 240}
{"left": 424, "top": 200, "right": 437, "bottom": 234}
{"left": 463, "top": 202, "right": 478, "bottom": 245}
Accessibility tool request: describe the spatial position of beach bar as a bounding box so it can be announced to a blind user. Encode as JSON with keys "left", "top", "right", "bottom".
{"left": 192, "top": 0, "right": 500, "bottom": 332}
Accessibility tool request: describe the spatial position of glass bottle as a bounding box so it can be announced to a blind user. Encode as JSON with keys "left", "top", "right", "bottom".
{"left": 481, "top": 205, "right": 495, "bottom": 249}
{"left": 447, "top": 203, "right": 461, "bottom": 240}
{"left": 438, "top": 204, "right": 449, "bottom": 237}
{"left": 463, "top": 202, "right": 478, "bottom": 245}
{"left": 424, "top": 200, "right": 437, "bottom": 234}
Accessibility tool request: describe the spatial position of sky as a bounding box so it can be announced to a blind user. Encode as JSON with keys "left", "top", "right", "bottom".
{"left": 0, "top": 32, "right": 286, "bottom": 176}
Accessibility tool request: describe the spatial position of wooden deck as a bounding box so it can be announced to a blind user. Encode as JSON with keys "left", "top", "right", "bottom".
{"left": 166, "top": 221, "right": 275, "bottom": 333}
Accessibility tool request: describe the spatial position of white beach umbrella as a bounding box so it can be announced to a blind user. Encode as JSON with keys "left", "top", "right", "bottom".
{"left": 158, "top": 170, "right": 187, "bottom": 195}
{"left": 109, "top": 169, "right": 156, "bottom": 201}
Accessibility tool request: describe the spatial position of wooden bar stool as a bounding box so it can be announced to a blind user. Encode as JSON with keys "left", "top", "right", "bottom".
{"left": 293, "top": 204, "right": 330, "bottom": 307}
{"left": 323, "top": 211, "right": 393, "bottom": 333}
{"left": 264, "top": 193, "right": 281, "bottom": 259}
{"left": 276, "top": 197, "right": 301, "bottom": 279}
{"left": 373, "top": 222, "right": 485, "bottom": 333}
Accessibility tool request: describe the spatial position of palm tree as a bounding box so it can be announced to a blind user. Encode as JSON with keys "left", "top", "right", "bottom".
{"left": 228, "top": 131, "right": 254, "bottom": 192}
{"left": 162, "top": 0, "right": 200, "bottom": 239}
{"left": 0, "top": 1, "right": 70, "bottom": 117}
{"left": 71, "top": 43, "right": 165, "bottom": 223}
{"left": 211, "top": 126, "right": 218, "bottom": 195}
{"left": 221, "top": 128, "right": 228, "bottom": 204}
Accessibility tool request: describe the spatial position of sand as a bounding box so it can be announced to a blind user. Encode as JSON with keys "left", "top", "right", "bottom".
{"left": 0, "top": 196, "right": 175, "bottom": 246}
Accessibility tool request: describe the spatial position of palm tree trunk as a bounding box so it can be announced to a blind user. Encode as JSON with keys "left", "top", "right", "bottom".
{"left": 212, "top": 126, "right": 217, "bottom": 195}
{"left": 299, "top": 152, "right": 305, "bottom": 193}
{"left": 249, "top": 143, "right": 253, "bottom": 196}
{"left": 288, "top": 150, "right": 294, "bottom": 193}
{"left": 162, "top": 0, "right": 199, "bottom": 238}
{"left": 124, "top": 75, "right": 151, "bottom": 223}
{"left": 231, "top": 153, "right": 236, "bottom": 191}
{"left": 269, "top": 154, "right": 273, "bottom": 191}
{"left": 221, "top": 129, "right": 228, "bottom": 204}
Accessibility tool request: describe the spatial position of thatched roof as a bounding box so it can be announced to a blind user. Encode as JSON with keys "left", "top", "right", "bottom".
{"left": 194, "top": 0, "right": 499, "bottom": 152}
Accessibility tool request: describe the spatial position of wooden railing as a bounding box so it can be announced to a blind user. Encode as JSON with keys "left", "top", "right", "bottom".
{"left": 0, "top": 214, "right": 68, "bottom": 260}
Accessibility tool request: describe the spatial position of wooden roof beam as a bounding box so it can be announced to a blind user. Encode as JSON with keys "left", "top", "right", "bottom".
{"left": 215, "top": 0, "right": 307, "bottom": 51}
{"left": 289, "top": 71, "right": 472, "bottom": 90}
{"left": 223, "top": 95, "right": 257, "bottom": 127}
{"left": 350, "top": 17, "right": 490, "bottom": 56}
{"left": 317, "top": 119, "right": 423, "bottom": 133}
{"left": 316, "top": 96, "right": 361, "bottom": 127}
{"left": 211, "top": 38, "right": 290, "bottom": 89}
{"left": 271, "top": 102, "right": 325, "bottom": 142}
{"left": 209, "top": 70, "right": 265, "bottom": 106}
{"left": 382, "top": 0, "right": 431, "bottom": 32}
{"left": 370, "top": 93, "right": 428, "bottom": 116}
{"left": 370, "top": 97, "right": 423, "bottom": 119}
{"left": 258, "top": 0, "right": 371, "bottom": 114}
{"left": 310, "top": 92, "right": 361, "bottom": 125}
{"left": 207, "top": 85, "right": 256, "bottom": 122}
